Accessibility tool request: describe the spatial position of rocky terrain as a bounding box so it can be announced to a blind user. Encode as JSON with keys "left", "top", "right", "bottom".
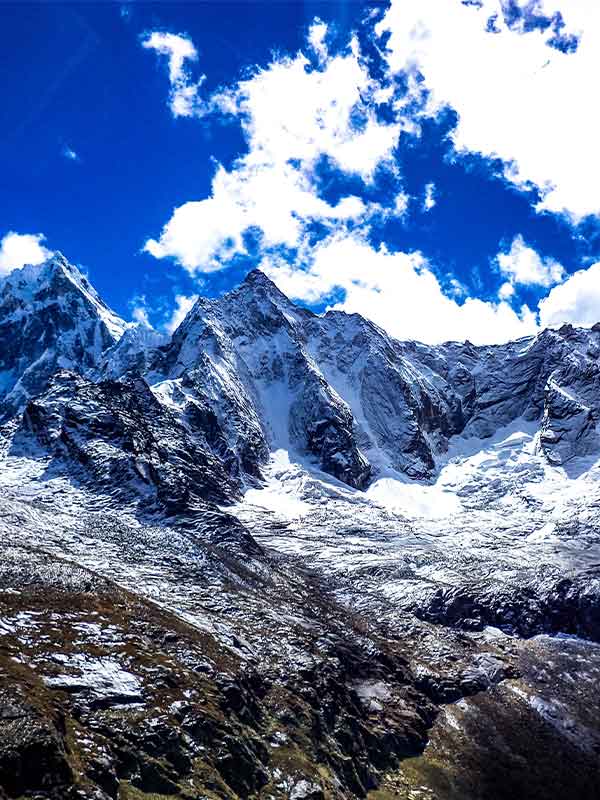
{"left": 1, "top": 253, "right": 599, "bottom": 799}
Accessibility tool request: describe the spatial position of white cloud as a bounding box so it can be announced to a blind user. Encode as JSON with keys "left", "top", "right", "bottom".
{"left": 62, "top": 145, "right": 79, "bottom": 162}
{"left": 423, "top": 182, "right": 436, "bottom": 211}
{"left": 145, "top": 162, "right": 367, "bottom": 272}
{"left": 497, "top": 235, "right": 564, "bottom": 291}
{"left": 377, "top": 0, "right": 600, "bottom": 220}
{"left": 498, "top": 281, "right": 515, "bottom": 300}
{"left": 226, "top": 45, "right": 401, "bottom": 181}
{"left": 165, "top": 293, "right": 198, "bottom": 333}
{"left": 132, "top": 304, "right": 151, "bottom": 326}
{"left": 308, "top": 19, "right": 328, "bottom": 62}
{"left": 0, "top": 231, "right": 52, "bottom": 276}
{"left": 263, "top": 233, "right": 538, "bottom": 345}
{"left": 144, "top": 36, "right": 400, "bottom": 273}
{"left": 539, "top": 262, "right": 600, "bottom": 328}
{"left": 394, "top": 192, "right": 410, "bottom": 216}
{"left": 142, "top": 31, "right": 205, "bottom": 118}
{"left": 141, "top": 12, "right": 595, "bottom": 347}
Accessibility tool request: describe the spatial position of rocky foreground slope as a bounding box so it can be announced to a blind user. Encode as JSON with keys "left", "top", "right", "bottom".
{"left": 1, "top": 254, "right": 599, "bottom": 799}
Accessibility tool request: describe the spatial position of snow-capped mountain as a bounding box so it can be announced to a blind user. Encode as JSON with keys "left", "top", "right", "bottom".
{"left": 2, "top": 254, "right": 600, "bottom": 800}
{"left": 3, "top": 255, "right": 600, "bottom": 501}
{"left": 151, "top": 267, "right": 600, "bottom": 486}
{"left": 0, "top": 253, "right": 127, "bottom": 417}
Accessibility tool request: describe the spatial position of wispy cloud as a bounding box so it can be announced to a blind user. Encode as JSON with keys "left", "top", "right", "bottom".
{"left": 423, "top": 182, "right": 436, "bottom": 212}
{"left": 142, "top": 31, "right": 205, "bottom": 118}
{"left": 62, "top": 145, "right": 80, "bottom": 162}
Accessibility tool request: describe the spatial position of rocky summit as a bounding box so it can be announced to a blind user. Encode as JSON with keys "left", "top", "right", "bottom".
{"left": 1, "top": 254, "right": 599, "bottom": 800}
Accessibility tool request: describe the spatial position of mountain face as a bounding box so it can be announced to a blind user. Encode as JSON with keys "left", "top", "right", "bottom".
{"left": 3, "top": 256, "right": 600, "bottom": 493}
{"left": 0, "top": 254, "right": 127, "bottom": 417}
{"left": 149, "top": 268, "right": 600, "bottom": 485}
{"left": 2, "top": 255, "right": 600, "bottom": 800}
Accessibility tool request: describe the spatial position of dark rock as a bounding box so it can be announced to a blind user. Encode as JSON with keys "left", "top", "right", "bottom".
{"left": 0, "top": 692, "right": 72, "bottom": 798}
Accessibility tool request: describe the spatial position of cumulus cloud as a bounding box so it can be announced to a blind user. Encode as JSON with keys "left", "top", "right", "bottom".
{"left": 263, "top": 233, "right": 538, "bottom": 346}
{"left": 0, "top": 231, "right": 52, "bottom": 276}
{"left": 539, "top": 262, "right": 600, "bottom": 328}
{"left": 223, "top": 43, "right": 400, "bottom": 180}
{"left": 377, "top": 0, "right": 600, "bottom": 219}
{"left": 145, "top": 162, "right": 367, "bottom": 271}
{"left": 144, "top": 33, "right": 400, "bottom": 272}
{"left": 142, "top": 11, "right": 597, "bottom": 346}
{"left": 165, "top": 293, "right": 198, "bottom": 333}
{"left": 497, "top": 235, "right": 564, "bottom": 295}
{"left": 142, "top": 31, "right": 205, "bottom": 117}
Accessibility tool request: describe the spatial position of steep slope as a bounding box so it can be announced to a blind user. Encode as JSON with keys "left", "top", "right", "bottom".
{"left": 146, "top": 271, "right": 600, "bottom": 488}
{"left": 17, "top": 370, "right": 244, "bottom": 512}
{"left": 0, "top": 253, "right": 127, "bottom": 417}
{"left": 152, "top": 270, "right": 371, "bottom": 489}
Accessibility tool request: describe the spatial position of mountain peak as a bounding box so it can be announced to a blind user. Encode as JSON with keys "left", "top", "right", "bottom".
{"left": 240, "top": 268, "right": 284, "bottom": 294}
{"left": 242, "top": 268, "right": 271, "bottom": 284}
{"left": 236, "top": 268, "right": 313, "bottom": 318}
{"left": 0, "top": 250, "right": 128, "bottom": 414}
{"left": 38, "top": 252, "right": 127, "bottom": 341}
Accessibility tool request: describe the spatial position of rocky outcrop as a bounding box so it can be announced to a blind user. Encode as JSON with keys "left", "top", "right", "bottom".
{"left": 409, "top": 573, "right": 600, "bottom": 640}
{"left": 16, "top": 370, "right": 243, "bottom": 513}
{"left": 0, "top": 689, "right": 72, "bottom": 799}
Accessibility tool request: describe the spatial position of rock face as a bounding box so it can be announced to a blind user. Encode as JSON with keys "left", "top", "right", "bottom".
{"left": 146, "top": 271, "right": 600, "bottom": 484}
{"left": 154, "top": 271, "right": 372, "bottom": 488}
{"left": 17, "top": 370, "right": 244, "bottom": 510}
{"left": 4, "top": 257, "right": 600, "bottom": 493}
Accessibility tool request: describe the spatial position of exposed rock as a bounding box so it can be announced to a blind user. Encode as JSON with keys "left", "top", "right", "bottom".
{"left": 0, "top": 254, "right": 125, "bottom": 418}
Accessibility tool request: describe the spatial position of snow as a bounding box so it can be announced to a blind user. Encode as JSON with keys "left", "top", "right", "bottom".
{"left": 354, "top": 680, "right": 392, "bottom": 711}
{"left": 3, "top": 260, "right": 600, "bottom": 664}
{"left": 243, "top": 450, "right": 311, "bottom": 518}
{"left": 233, "top": 410, "right": 600, "bottom": 618}
{"left": 44, "top": 654, "right": 143, "bottom": 700}
{"left": 0, "top": 254, "right": 127, "bottom": 341}
{"left": 366, "top": 477, "right": 462, "bottom": 519}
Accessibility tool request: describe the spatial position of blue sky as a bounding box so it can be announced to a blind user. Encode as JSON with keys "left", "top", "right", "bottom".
{"left": 1, "top": 0, "right": 599, "bottom": 343}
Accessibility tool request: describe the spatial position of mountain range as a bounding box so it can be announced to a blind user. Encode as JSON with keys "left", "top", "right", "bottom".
{"left": 1, "top": 253, "right": 599, "bottom": 800}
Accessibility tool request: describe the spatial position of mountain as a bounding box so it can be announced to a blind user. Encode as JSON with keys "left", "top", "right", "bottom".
{"left": 149, "top": 268, "right": 600, "bottom": 485}
{"left": 5, "top": 256, "right": 599, "bottom": 493}
{"left": 0, "top": 253, "right": 127, "bottom": 417}
{"left": 1, "top": 255, "right": 600, "bottom": 800}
